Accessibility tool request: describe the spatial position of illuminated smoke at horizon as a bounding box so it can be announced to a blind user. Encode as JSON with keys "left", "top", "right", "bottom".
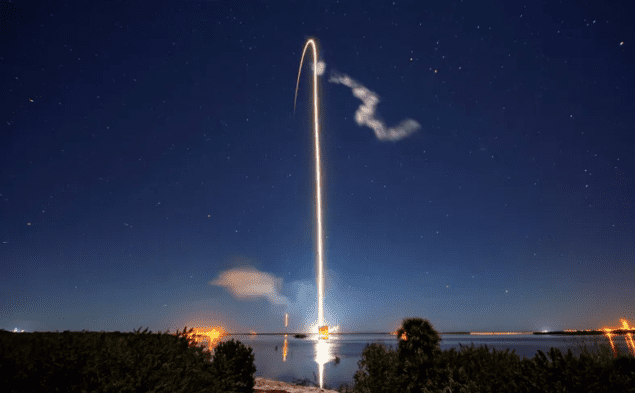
{"left": 209, "top": 266, "right": 291, "bottom": 306}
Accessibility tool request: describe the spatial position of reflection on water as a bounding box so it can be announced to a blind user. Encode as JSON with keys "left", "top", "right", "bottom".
{"left": 214, "top": 333, "right": 632, "bottom": 390}
{"left": 315, "top": 335, "right": 336, "bottom": 388}
{"left": 282, "top": 334, "right": 288, "bottom": 361}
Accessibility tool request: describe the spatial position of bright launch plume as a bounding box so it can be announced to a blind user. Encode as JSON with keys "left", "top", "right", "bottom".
{"left": 293, "top": 40, "right": 420, "bottom": 336}
{"left": 209, "top": 266, "right": 291, "bottom": 306}
{"left": 294, "top": 38, "right": 326, "bottom": 331}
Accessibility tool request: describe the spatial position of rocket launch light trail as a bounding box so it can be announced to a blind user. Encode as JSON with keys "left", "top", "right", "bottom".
{"left": 294, "top": 38, "right": 326, "bottom": 337}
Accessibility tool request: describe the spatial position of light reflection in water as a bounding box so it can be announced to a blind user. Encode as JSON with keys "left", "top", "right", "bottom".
{"left": 314, "top": 335, "right": 337, "bottom": 388}
{"left": 282, "top": 335, "right": 288, "bottom": 362}
{"left": 235, "top": 333, "right": 634, "bottom": 389}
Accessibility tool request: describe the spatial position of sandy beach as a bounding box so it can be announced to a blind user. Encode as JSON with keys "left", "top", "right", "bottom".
{"left": 254, "top": 377, "right": 343, "bottom": 393}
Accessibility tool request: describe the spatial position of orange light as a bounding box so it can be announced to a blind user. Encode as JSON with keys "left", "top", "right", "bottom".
{"left": 400, "top": 332, "right": 407, "bottom": 341}
{"left": 183, "top": 326, "right": 226, "bottom": 352}
{"left": 620, "top": 319, "right": 635, "bottom": 357}
{"left": 600, "top": 319, "right": 635, "bottom": 358}
{"left": 282, "top": 336, "right": 289, "bottom": 362}
{"left": 319, "top": 325, "right": 329, "bottom": 340}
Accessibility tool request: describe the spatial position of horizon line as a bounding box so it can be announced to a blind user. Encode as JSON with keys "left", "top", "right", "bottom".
{"left": 223, "top": 330, "right": 606, "bottom": 335}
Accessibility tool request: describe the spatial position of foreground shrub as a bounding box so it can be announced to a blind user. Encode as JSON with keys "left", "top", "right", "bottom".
{"left": 0, "top": 327, "right": 259, "bottom": 393}
{"left": 208, "top": 338, "right": 256, "bottom": 393}
{"left": 528, "top": 347, "right": 635, "bottom": 392}
{"left": 430, "top": 343, "right": 539, "bottom": 393}
{"left": 348, "top": 318, "right": 635, "bottom": 393}
{"left": 352, "top": 318, "right": 442, "bottom": 393}
{"left": 352, "top": 341, "right": 401, "bottom": 393}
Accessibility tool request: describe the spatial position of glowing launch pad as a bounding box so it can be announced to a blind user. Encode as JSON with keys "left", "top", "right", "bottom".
{"left": 319, "top": 325, "right": 329, "bottom": 340}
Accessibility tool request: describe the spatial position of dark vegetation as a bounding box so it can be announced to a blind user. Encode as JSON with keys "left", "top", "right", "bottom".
{"left": 1, "top": 319, "right": 633, "bottom": 393}
{"left": 294, "top": 333, "right": 307, "bottom": 338}
{"left": 330, "top": 318, "right": 635, "bottom": 393}
{"left": 0, "top": 326, "right": 254, "bottom": 393}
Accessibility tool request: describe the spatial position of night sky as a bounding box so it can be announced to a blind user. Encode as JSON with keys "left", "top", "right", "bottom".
{"left": 1, "top": 0, "right": 633, "bottom": 335}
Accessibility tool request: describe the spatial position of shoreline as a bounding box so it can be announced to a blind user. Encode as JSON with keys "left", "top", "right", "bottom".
{"left": 254, "top": 377, "right": 343, "bottom": 393}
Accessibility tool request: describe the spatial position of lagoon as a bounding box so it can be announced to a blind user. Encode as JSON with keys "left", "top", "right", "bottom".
{"left": 214, "top": 333, "right": 630, "bottom": 390}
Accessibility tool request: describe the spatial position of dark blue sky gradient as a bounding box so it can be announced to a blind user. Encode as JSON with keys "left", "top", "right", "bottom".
{"left": 1, "top": 0, "right": 633, "bottom": 334}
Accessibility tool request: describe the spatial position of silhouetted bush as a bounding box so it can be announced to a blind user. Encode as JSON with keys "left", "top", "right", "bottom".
{"left": 347, "top": 318, "right": 635, "bottom": 393}
{"left": 429, "top": 343, "right": 539, "bottom": 392}
{"left": 352, "top": 341, "right": 401, "bottom": 393}
{"left": 208, "top": 338, "right": 256, "bottom": 393}
{"left": 0, "top": 326, "right": 258, "bottom": 393}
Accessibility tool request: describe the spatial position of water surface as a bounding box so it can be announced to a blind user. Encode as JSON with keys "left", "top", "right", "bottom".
{"left": 214, "top": 333, "right": 628, "bottom": 389}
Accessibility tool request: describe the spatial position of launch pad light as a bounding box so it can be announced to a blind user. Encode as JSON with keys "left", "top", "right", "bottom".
{"left": 319, "top": 325, "right": 329, "bottom": 340}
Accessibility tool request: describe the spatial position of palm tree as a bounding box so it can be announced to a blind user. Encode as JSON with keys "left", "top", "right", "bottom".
{"left": 397, "top": 317, "right": 441, "bottom": 362}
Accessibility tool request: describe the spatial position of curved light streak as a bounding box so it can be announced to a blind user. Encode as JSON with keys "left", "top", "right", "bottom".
{"left": 294, "top": 38, "right": 325, "bottom": 331}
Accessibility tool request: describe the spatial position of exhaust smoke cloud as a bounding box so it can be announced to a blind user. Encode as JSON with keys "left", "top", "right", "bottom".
{"left": 209, "top": 266, "right": 291, "bottom": 306}
{"left": 328, "top": 70, "right": 421, "bottom": 142}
